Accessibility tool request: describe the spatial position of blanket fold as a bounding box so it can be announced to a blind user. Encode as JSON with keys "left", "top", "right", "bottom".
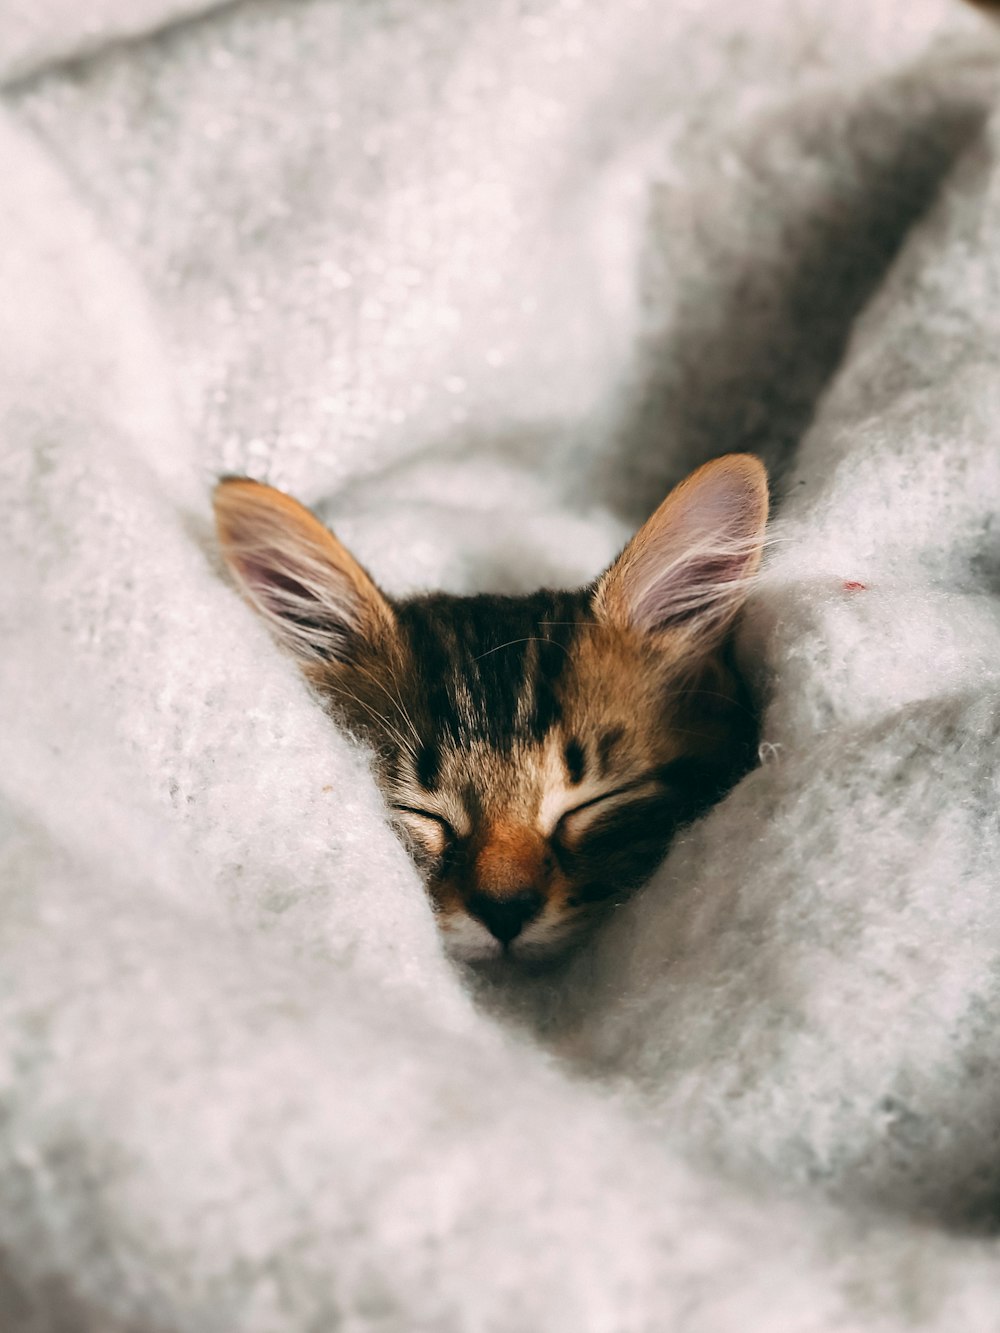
{"left": 4, "top": 1, "right": 1000, "bottom": 1328}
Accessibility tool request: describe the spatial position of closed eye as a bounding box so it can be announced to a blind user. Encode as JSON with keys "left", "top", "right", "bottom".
{"left": 555, "top": 780, "right": 659, "bottom": 843}
{"left": 390, "top": 805, "right": 456, "bottom": 859}
{"left": 560, "top": 778, "right": 660, "bottom": 821}
{"left": 554, "top": 760, "right": 700, "bottom": 844}
{"left": 391, "top": 804, "right": 454, "bottom": 830}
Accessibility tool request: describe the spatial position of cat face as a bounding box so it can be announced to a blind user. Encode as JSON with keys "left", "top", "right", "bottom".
{"left": 213, "top": 455, "right": 768, "bottom": 963}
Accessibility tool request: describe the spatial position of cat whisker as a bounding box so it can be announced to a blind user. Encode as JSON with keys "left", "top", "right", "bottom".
{"left": 350, "top": 659, "right": 424, "bottom": 751}
{"left": 330, "top": 685, "right": 419, "bottom": 762}
{"left": 214, "top": 453, "right": 769, "bottom": 963}
{"left": 472, "top": 636, "right": 572, "bottom": 663}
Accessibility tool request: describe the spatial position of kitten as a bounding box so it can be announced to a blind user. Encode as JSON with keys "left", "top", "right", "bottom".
{"left": 213, "top": 455, "right": 768, "bottom": 963}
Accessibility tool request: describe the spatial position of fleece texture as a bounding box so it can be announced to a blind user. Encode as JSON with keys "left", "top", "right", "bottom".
{"left": 4, "top": 0, "right": 1000, "bottom": 1328}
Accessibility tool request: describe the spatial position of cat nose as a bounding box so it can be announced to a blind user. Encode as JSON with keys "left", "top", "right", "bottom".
{"left": 466, "top": 889, "right": 544, "bottom": 944}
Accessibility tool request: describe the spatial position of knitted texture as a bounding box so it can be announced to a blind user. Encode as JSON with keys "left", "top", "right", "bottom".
{"left": 3, "top": 1, "right": 1000, "bottom": 1328}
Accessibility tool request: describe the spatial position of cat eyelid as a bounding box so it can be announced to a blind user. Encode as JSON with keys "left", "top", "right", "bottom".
{"left": 554, "top": 760, "right": 698, "bottom": 837}
{"left": 391, "top": 805, "right": 457, "bottom": 839}
{"left": 557, "top": 776, "right": 662, "bottom": 825}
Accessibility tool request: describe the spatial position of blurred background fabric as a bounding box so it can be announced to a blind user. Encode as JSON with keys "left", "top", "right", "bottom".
{"left": 4, "top": 1, "right": 1000, "bottom": 1329}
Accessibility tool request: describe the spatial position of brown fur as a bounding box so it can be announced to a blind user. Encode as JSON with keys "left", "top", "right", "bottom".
{"left": 213, "top": 454, "right": 768, "bottom": 963}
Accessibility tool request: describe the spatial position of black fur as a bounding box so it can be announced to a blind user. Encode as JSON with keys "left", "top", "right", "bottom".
{"left": 392, "top": 590, "right": 591, "bottom": 752}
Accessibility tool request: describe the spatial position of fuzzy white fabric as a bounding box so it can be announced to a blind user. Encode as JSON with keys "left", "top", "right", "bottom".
{"left": 4, "top": 0, "right": 1000, "bottom": 1328}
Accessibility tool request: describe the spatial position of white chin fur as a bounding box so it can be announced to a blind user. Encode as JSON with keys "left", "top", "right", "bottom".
{"left": 440, "top": 914, "right": 504, "bottom": 963}
{"left": 441, "top": 910, "right": 580, "bottom": 964}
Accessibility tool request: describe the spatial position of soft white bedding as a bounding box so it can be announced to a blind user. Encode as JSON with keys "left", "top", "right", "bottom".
{"left": 4, "top": 0, "right": 1000, "bottom": 1328}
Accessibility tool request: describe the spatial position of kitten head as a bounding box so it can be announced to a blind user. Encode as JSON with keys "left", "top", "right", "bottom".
{"left": 213, "top": 455, "right": 768, "bottom": 963}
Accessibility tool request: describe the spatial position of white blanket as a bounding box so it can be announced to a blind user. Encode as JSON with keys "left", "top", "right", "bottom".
{"left": 4, "top": 0, "right": 1000, "bottom": 1328}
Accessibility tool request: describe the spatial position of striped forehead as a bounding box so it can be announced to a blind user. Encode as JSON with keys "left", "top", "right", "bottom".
{"left": 393, "top": 588, "right": 592, "bottom": 754}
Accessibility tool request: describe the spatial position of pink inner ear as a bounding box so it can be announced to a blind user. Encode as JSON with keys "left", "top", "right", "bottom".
{"left": 233, "top": 538, "right": 364, "bottom": 662}
{"left": 218, "top": 502, "right": 368, "bottom": 663}
{"left": 630, "top": 549, "right": 755, "bottom": 631}
{"left": 233, "top": 541, "right": 362, "bottom": 661}
{"left": 214, "top": 479, "right": 393, "bottom": 666}
{"left": 616, "top": 459, "right": 767, "bottom": 636}
{"left": 242, "top": 554, "right": 349, "bottom": 631}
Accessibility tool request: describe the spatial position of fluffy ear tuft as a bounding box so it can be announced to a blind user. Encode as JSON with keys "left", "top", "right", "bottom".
{"left": 213, "top": 478, "right": 394, "bottom": 665}
{"left": 594, "top": 454, "right": 768, "bottom": 646}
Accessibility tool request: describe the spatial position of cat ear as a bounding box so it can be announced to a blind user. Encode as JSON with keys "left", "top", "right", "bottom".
{"left": 213, "top": 478, "right": 395, "bottom": 665}
{"left": 594, "top": 454, "right": 768, "bottom": 647}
